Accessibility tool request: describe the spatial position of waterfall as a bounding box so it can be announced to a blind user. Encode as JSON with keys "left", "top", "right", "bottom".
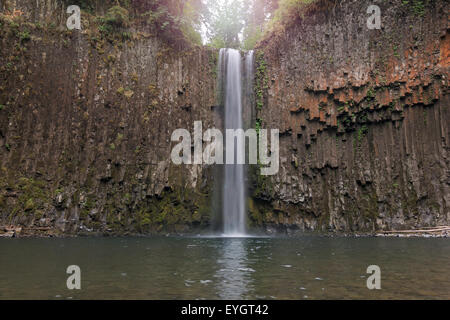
{"left": 216, "top": 48, "right": 254, "bottom": 237}
{"left": 245, "top": 51, "right": 254, "bottom": 104}
{"left": 219, "top": 48, "right": 246, "bottom": 236}
{"left": 244, "top": 50, "right": 255, "bottom": 135}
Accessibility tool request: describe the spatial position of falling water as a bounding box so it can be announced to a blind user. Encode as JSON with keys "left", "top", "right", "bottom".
{"left": 220, "top": 48, "right": 246, "bottom": 236}
{"left": 245, "top": 51, "right": 254, "bottom": 106}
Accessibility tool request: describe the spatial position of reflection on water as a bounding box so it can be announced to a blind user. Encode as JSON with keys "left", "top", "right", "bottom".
{"left": 215, "top": 239, "right": 252, "bottom": 299}
{"left": 0, "top": 236, "right": 448, "bottom": 299}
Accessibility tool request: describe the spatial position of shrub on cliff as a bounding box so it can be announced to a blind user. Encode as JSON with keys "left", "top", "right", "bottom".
{"left": 264, "top": 0, "right": 332, "bottom": 37}
{"left": 64, "top": 0, "right": 96, "bottom": 13}
{"left": 267, "top": 0, "right": 315, "bottom": 31}
{"left": 134, "top": 0, "right": 203, "bottom": 46}
{"left": 95, "top": 4, "right": 130, "bottom": 39}
{"left": 104, "top": 5, "right": 130, "bottom": 29}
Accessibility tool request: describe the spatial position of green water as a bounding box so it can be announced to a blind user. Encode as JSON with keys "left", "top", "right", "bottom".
{"left": 0, "top": 236, "right": 448, "bottom": 299}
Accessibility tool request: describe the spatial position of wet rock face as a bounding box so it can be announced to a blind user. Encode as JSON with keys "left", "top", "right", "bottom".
{"left": 0, "top": 0, "right": 449, "bottom": 235}
{"left": 251, "top": 0, "right": 449, "bottom": 232}
{"left": 0, "top": 4, "right": 220, "bottom": 235}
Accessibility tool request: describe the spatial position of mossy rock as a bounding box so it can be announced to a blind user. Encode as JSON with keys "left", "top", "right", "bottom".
{"left": 104, "top": 6, "right": 130, "bottom": 29}
{"left": 24, "top": 198, "right": 34, "bottom": 211}
{"left": 248, "top": 197, "right": 263, "bottom": 225}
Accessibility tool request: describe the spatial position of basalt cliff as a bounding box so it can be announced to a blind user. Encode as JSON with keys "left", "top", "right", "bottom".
{"left": 0, "top": 0, "right": 448, "bottom": 236}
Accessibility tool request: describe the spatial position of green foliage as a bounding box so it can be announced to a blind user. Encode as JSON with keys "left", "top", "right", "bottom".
{"left": 366, "top": 87, "right": 376, "bottom": 101}
{"left": 14, "top": 178, "right": 49, "bottom": 215}
{"left": 97, "top": 23, "right": 112, "bottom": 34}
{"left": 204, "top": 0, "right": 280, "bottom": 49}
{"left": 66, "top": 0, "right": 96, "bottom": 13}
{"left": 402, "top": 0, "right": 426, "bottom": 16}
{"left": 181, "top": 23, "right": 203, "bottom": 46}
{"left": 205, "top": 0, "right": 246, "bottom": 48}
{"left": 208, "top": 37, "right": 226, "bottom": 49}
{"left": 180, "top": 0, "right": 204, "bottom": 45}
{"left": 357, "top": 125, "right": 369, "bottom": 142}
{"left": 139, "top": 0, "right": 204, "bottom": 46}
{"left": 266, "top": 0, "right": 317, "bottom": 34}
{"left": 95, "top": 5, "right": 130, "bottom": 38}
{"left": 209, "top": 50, "right": 219, "bottom": 78}
{"left": 19, "top": 30, "right": 31, "bottom": 42}
{"left": 255, "top": 118, "right": 262, "bottom": 135}
{"left": 105, "top": 5, "right": 130, "bottom": 28}
{"left": 393, "top": 45, "right": 400, "bottom": 58}
{"left": 242, "top": 25, "right": 263, "bottom": 51}
{"left": 8, "top": 20, "right": 19, "bottom": 31}
{"left": 133, "top": 187, "right": 209, "bottom": 232}
{"left": 412, "top": 1, "right": 426, "bottom": 16}
{"left": 255, "top": 51, "right": 268, "bottom": 110}
{"left": 24, "top": 198, "right": 34, "bottom": 211}
{"left": 143, "top": 5, "right": 173, "bottom": 30}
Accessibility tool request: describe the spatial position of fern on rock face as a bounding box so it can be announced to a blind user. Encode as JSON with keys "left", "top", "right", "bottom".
{"left": 134, "top": 0, "right": 204, "bottom": 46}
{"left": 104, "top": 5, "right": 130, "bottom": 28}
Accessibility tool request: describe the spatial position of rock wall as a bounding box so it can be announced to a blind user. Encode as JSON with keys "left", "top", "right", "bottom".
{"left": 0, "top": 0, "right": 449, "bottom": 236}
{"left": 251, "top": 0, "right": 449, "bottom": 233}
{"left": 0, "top": 1, "right": 220, "bottom": 235}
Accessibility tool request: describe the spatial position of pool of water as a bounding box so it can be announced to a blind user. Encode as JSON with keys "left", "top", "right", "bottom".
{"left": 0, "top": 236, "right": 448, "bottom": 299}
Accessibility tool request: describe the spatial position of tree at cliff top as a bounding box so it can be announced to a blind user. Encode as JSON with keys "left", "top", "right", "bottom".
{"left": 203, "top": 0, "right": 279, "bottom": 49}
{"left": 234, "top": 0, "right": 323, "bottom": 48}
{"left": 265, "top": 0, "right": 326, "bottom": 33}
{"left": 242, "top": 0, "right": 279, "bottom": 49}
{"left": 132, "top": 0, "right": 205, "bottom": 45}
{"left": 75, "top": 0, "right": 281, "bottom": 49}
{"left": 203, "top": 0, "right": 246, "bottom": 48}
